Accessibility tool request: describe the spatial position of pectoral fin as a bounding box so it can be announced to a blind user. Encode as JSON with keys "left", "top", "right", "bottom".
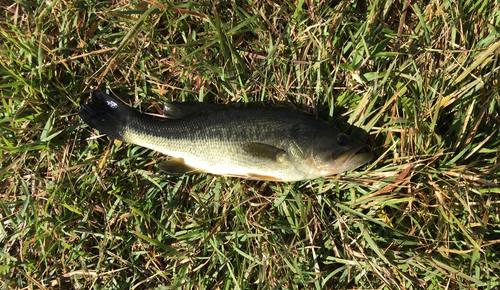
{"left": 243, "top": 142, "right": 286, "bottom": 162}
{"left": 158, "top": 158, "right": 201, "bottom": 174}
{"left": 163, "top": 102, "right": 218, "bottom": 119}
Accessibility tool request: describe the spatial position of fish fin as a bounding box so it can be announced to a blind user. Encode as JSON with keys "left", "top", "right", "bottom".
{"left": 79, "top": 90, "right": 136, "bottom": 141}
{"left": 246, "top": 173, "right": 283, "bottom": 181}
{"left": 158, "top": 158, "right": 201, "bottom": 174}
{"left": 163, "top": 102, "right": 218, "bottom": 119}
{"left": 243, "top": 142, "right": 286, "bottom": 162}
{"left": 222, "top": 172, "right": 282, "bottom": 181}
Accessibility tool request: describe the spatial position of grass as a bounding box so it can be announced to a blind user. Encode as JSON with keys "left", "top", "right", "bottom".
{"left": 1, "top": 0, "right": 499, "bottom": 289}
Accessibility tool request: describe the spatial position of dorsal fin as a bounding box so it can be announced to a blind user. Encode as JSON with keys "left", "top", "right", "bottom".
{"left": 163, "top": 102, "right": 218, "bottom": 119}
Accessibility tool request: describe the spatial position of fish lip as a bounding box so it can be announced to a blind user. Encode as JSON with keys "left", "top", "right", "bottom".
{"left": 332, "top": 146, "right": 373, "bottom": 170}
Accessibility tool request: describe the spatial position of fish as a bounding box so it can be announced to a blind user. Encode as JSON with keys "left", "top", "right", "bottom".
{"left": 78, "top": 90, "right": 373, "bottom": 182}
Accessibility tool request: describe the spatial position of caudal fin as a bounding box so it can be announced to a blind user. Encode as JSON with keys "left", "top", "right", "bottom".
{"left": 79, "top": 90, "right": 135, "bottom": 141}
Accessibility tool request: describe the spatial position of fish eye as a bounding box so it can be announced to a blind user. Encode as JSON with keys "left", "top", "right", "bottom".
{"left": 337, "top": 134, "right": 349, "bottom": 146}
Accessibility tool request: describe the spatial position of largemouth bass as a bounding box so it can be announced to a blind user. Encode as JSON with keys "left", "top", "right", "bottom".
{"left": 79, "top": 90, "right": 372, "bottom": 181}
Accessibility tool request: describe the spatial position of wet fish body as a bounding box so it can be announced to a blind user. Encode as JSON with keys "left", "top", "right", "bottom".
{"left": 78, "top": 90, "right": 372, "bottom": 181}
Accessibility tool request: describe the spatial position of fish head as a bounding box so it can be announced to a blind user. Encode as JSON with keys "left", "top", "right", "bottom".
{"left": 304, "top": 129, "right": 373, "bottom": 177}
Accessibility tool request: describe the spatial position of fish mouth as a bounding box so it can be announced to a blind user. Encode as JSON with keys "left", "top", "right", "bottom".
{"left": 332, "top": 147, "right": 373, "bottom": 172}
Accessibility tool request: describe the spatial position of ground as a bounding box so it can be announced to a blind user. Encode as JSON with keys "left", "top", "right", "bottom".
{"left": 0, "top": 0, "right": 499, "bottom": 289}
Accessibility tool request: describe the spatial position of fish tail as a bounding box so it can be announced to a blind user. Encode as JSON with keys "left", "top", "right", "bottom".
{"left": 78, "top": 90, "right": 135, "bottom": 141}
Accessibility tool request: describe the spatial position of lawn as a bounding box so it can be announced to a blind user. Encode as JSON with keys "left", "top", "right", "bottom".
{"left": 1, "top": 0, "right": 499, "bottom": 289}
